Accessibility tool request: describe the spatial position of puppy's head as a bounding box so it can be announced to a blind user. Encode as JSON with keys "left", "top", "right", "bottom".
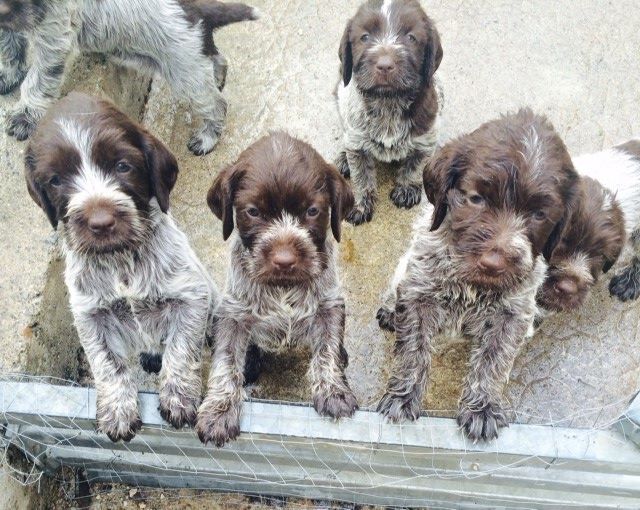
{"left": 339, "top": 0, "right": 442, "bottom": 96}
{"left": 207, "top": 132, "right": 354, "bottom": 287}
{"left": 539, "top": 177, "right": 625, "bottom": 312}
{"left": 0, "top": 0, "right": 43, "bottom": 30}
{"left": 424, "top": 108, "right": 579, "bottom": 291}
{"left": 25, "top": 92, "right": 178, "bottom": 254}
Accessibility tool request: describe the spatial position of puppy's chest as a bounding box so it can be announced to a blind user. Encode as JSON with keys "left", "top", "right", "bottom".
{"left": 363, "top": 104, "right": 412, "bottom": 159}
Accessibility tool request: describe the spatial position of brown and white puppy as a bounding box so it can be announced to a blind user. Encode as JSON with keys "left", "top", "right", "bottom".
{"left": 376, "top": 109, "right": 579, "bottom": 441}
{"left": 537, "top": 176, "right": 626, "bottom": 313}
{"left": 336, "top": 0, "right": 443, "bottom": 224}
{"left": 0, "top": 0, "right": 258, "bottom": 154}
{"left": 25, "top": 92, "right": 217, "bottom": 442}
{"left": 197, "top": 132, "right": 356, "bottom": 447}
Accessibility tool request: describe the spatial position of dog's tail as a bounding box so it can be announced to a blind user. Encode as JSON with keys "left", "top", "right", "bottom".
{"left": 193, "top": 1, "right": 260, "bottom": 31}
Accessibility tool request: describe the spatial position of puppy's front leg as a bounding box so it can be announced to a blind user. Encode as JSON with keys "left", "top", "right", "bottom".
{"left": 457, "top": 311, "right": 530, "bottom": 441}
{"left": 391, "top": 149, "right": 426, "bottom": 209}
{"left": 610, "top": 232, "right": 640, "bottom": 301}
{"left": 6, "top": 3, "right": 72, "bottom": 140}
{"left": 196, "top": 315, "right": 249, "bottom": 447}
{"left": 309, "top": 300, "right": 358, "bottom": 419}
{"left": 377, "top": 292, "right": 443, "bottom": 422}
{"left": 75, "top": 309, "right": 141, "bottom": 442}
{"left": 0, "top": 29, "right": 28, "bottom": 95}
{"left": 345, "top": 148, "right": 376, "bottom": 225}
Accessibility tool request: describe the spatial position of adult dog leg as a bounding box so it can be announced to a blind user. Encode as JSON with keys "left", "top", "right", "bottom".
{"left": 0, "top": 29, "right": 28, "bottom": 94}
{"left": 309, "top": 300, "right": 358, "bottom": 418}
{"left": 6, "top": 3, "right": 72, "bottom": 140}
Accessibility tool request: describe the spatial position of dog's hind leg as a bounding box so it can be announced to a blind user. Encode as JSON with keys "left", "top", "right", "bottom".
{"left": 0, "top": 28, "right": 28, "bottom": 95}
{"left": 6, "top": 2, "right": 73, "bottom": 140}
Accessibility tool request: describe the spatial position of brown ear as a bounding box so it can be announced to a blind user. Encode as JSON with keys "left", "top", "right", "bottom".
{"left": 339, "top": 20, "right": 353, "bottom": 86}
{"left": 422, "top": 21, "right": 443, "bottom": 88}
{"left": 142, "top": 131, "right": 179, "bottom": 213}
{"left": 543, "top": 168, "right": 580, "bottom": 261}
{"left": 207, "top": 163, "right": 244, "bottom": 240}
{"left": 326, "top": 163, "right": 354, "bottom": 242}
{"left": 24, "top": 146, "right": 58, "bottom": 228}
{"left": 423, "top": 143, "right": 465, "bottom": 231}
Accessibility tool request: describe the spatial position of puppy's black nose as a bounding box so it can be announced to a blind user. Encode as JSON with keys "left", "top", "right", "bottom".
{"left": 271, "top": 247, "right": 297, "bottom": 270}
{"left": 478, "top": 251, "right": 507, "bottom": 275}
{"left": 555, "top": 278, "right": 578, "bottom": 296}
{"left": 375, "top": 55, "right": 395, "bottom": 73}
{"left": 88, "top": 209, "right": 116, "bottom": 234}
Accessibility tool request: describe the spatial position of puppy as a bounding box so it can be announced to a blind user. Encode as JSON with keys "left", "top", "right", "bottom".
{"left": 537, "top": 176, "right": 626, "bottom": 313}
{"left": 574, "top": 141, "right": 640, "bottom": 302}
{"left": 0, "top": 0, "right": 258, "bottom": 154}
{"left": 376, "top": 109, "right": 579, "bottom": 441}
{"left": 336, "top": 0, "right": 443, "bottom": 225}
{"left": 25, "top": 92, "right": 217, "bottom": 441}
{"left": 196, "top": 132, "right": 357, "bottom": 447}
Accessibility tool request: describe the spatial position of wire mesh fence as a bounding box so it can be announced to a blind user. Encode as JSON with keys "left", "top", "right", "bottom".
{"left": 1, "top": 373, "right": 639, "bottom": 509}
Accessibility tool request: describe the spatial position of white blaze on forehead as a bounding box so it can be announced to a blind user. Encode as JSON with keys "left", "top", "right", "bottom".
{"left": 372, "top": 0, "right": 401, "bottom": 48}
{"left": 58, "top": 119, "right": 134, "bottom": 216}
{"left": 381, "top": 0, "right": 394, "bottom": 19}
{"left": 262, "top": 212, "right": 312, "bottom": 245}
{"left": 520, "top": 125, "right": 545, "bottom": 178}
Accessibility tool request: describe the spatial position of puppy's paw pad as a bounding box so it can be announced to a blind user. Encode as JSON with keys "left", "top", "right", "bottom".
{"left": 196, "top": 407, "right": 241, "bottom": 447}
{"left": 139, "top": 352, "right": 162, "bottom": 374}
{"left": 6, "top": 107, "right": 39, "bottom": 141}
{"left": 609, "top": 264, "right": 640, "bottom": 302}
{"left": 187, "top": 131, "right": 219, "bottom": 156}
{"left": 377, "top": 392, "right": 421, "bottom": 423}
{"left": 314, "top": 389, "right": 358, "bottom": 419}
{"left": 159, "top": 389, "right": 200, "bottom": 429}
{"left": 376, "top": 307, "right": 395, "bottom": 332}
{"left": 390, "top": 184, "right": 422, "bottom": 209}
{"left": 457, "top": 403, "right": 508, "bottom": 442}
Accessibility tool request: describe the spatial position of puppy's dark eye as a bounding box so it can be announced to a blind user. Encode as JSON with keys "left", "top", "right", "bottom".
{"left": 360, "top": 33, "right": 370, "bottom": 42}
{"left": 307, "top": 206, "right": 320, "bottom": 217}
{"left": 407, "top": 34, "right": 417, "bottom": 43}
{"left": 247, "top": 207, "right": 260, "bottom": 218}
{"left": 533, "top": 210, "right": 546, "bottom": 221}
{"left": 49, "top": 175, "right": 61, "bottom": 187}
{"left": 468, "top": 194, "right": 484, "bottom": 205}
{"left": 115, "top": 161, "right": 132, "bottom": 174}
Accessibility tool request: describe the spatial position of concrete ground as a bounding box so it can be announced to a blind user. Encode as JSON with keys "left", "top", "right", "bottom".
{"left": 1, "top": 0, "right": 639, "bottom": 507}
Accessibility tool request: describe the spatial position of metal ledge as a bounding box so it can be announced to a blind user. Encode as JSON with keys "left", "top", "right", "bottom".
{"left": 2, "top": 379, "right": 640, "bottom": 509}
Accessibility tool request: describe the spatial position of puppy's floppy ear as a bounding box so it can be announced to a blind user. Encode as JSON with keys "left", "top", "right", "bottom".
{"left": 422, "top": 21, "right": 443, "bottom": 88}
{"left": 339, "top": 20, "right": 353, "bottom": 87}
{"left": 207, "top": 163, "right": 244, "bottom": 241}
{"left": 24, "top": 146, "right": 58, "bottom": 229}
{"left": 142, "top": 130, "right": 179, "bottom": 213}
{"left": 326, "top": 163, "right": 354, "bottom": 242}
{"left": 424, "top": 142, "right": 464, "bottom": 231}
{"left": 543, "top": 168, "right": 580, "bottom": 261}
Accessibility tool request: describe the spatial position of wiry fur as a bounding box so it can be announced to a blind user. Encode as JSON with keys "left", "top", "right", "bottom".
{"left": 0, "top": 0, "right": 258, "bottom": 154}
{"left": 197, "top": 132, "right": 356, "bottom": 447}
{"left": 336, "top": 0, "right": 444, "bottom": 224}
{"left": 25, "top": 93, "right": 218, "bottom": 441}
{"left": 573, "top": 141, "right": 640, "bottom": 302}
{"left": 377, "top": 109, "right": 578, "bottom": 442}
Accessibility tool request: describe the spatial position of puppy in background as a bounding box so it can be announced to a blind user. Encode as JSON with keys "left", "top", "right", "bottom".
{"left": 0, "top": 0, "right": 258, "bottom": 154}
{"left": 376, "top": 109, "right": 579, "bottom": 441}
{"left": 336, "top": 0, "right": 443, "bottom": 225}
{"left": 197, "top": 132, "right": 357, "bottom": 447}
{"left": 25, "top": 92, "right": 217, "bottom": 441}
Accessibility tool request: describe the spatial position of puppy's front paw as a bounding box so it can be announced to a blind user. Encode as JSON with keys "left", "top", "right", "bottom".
{"left": 313, "top": 387, "right": 358, "bottom": 419}
{"left": 335, "top": 152, "right": 350, "bottom": 179}
{"left": 96, "top": 402, "right": 142, "bottom": 442}
{"left": 0, "top": 67, "right": 26, "bottom": 95}
{"left": 390, "top": 183, "right": 422, "bottom": 209}
{"left": 346, "top": 195, "right": 375, "bottom": 225}
{"left": 187, "top": 128, "right": 219, "bottom": 156}
{"left": 159, "top": 384, "right": 200, "bottom": 429}
{"left": 457, "top": 401, "right": 508, "bottom": 442}
{"left": 196, "top": 403, "right": 241, "bottom": 447}
{"left": 376, "top": 306, "right": 395, "bottom": 332}
{"left": 377, "top": 392, "right": 421, "bottom": 423}
{"left": 609, "top": 260, "right": 640, "bottom": 302}
{"left": 6, "top": 106, "right": 40, "bottom": 141}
